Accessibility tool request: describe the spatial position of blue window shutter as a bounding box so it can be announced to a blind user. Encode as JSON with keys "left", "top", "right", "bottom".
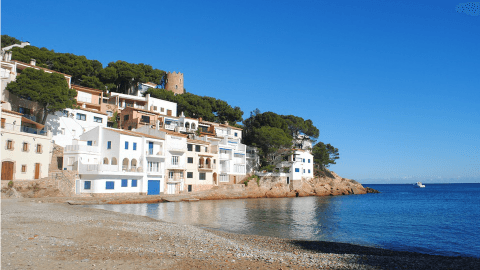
{"left": 131, "top": 179, "right": 137, "bottom": 187}
{"left": 84, "top": 181, "right": 91, "bottom": 190}
{"left": 133, "top": 142, "right": 137, "bottom": 150}
{"left": 121, "top": 179, "right": 128, "bottom": 187}
{"left": 107, "top": 141, "right": 112, "bottom": 149}
{"left": 106, "top": 181, "right": 115, "bottom": 189}
{"left": 87, "top": 141, "right": 92, "bottom": 146}
{"left": 125, "top": 141, "right": 128, "bottom": 149}
{"left": 308, "top": 169, "right": 311, "bottom": 173}
{"left": 295, "top": 168, "right": 299, "bottom": 172}
{"left": 308, "top": 159, "right": 310, "bottom": 163}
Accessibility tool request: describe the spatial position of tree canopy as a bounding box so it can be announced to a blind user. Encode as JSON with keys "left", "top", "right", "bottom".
{"left": 312, "top": 142, "right": 339, "bottom": 169}
{"left": 1, "top": 35, "right": 21, "bottom": 48}
{"left": 242, "top": 110, "right": 321, "bottom": 168}
{"left": 146, "top": 88, "right": 243, "bottom": 124}
{"left": 5, "top": 68, "right": 77, "bottom": 124}
{"left": 9, "top": 44, "right": 166, "bottom": 93}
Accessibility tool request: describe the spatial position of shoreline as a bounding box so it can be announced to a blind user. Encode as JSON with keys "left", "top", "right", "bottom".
{"left": 2, "top": 198, "right": 479, "bottom": 269}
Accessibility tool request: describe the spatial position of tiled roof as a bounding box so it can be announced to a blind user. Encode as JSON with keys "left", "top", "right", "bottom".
{"left": 72, "top": 84, "right": 103, "bottom": 94}
{"left": 106, "top": 127, "right": 165, "bottom": 140}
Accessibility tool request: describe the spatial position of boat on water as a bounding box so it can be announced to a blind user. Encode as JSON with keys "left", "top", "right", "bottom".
{"left": 414, "top": 182, "right": 425, "bottom": 188}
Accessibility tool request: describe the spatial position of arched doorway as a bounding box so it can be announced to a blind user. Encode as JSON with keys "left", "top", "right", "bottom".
{"left": 131, "top": 159, "right": 137, "bottom": 171}
{"left": 122, "top": 158, "right": 129, "bottom": 171}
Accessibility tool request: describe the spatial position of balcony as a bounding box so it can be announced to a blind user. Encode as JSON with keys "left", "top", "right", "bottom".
{"left": 164, "top": 124, "right": 176, "bottom": 130}
{"left": 167, "top": 178, "right": 184, "bottom": 183}
{"left": 166, "top": 163, "right": 185, "bottom": 169}
{"left": 199, "top": 164, "right": 216, "bottom": 170}
{"left": 78, "top": 162, "right": 143, "bottom": 175}
{"left": 65, "top": 145, "right": 99, "bottom": 153}
{"left": 219, "top": 152, "right": 231, "bottom": 160}
{"left": 146, "top": 149, "right": 164, "bottom": 159}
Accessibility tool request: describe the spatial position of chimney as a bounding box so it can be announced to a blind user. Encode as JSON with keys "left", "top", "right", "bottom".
{"left": 30, "top": 59, "right": 36, "bottom": 66}
{"left": 224, "top": 121, "right": 229, "bottom": 126}
{"left": 199, "top": 117, "right": 202, "bottom": 122}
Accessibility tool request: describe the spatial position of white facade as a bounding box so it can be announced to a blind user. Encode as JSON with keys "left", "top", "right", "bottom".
{"left": 207, "top": 124, "right": 247, "bottom": 184}
{"left": 45, "top": 108, "right": 108, "bottom": 147}
{"left": 185, "top": 139, "right": 219, "bottom": 192}
{"left": 1, "top": 109, "right": 53, "bottom": 180}
{"left": 164, "top": 132, "right": 187, "bottom": 194}
{"left": 63, "top": 126, "right": 166, "bottom": 195}
{"left": 147, "top": 96, "right": 177, "bottom": 117}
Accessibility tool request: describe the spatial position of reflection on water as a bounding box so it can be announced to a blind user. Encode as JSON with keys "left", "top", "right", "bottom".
{"left": 88, "top": 197, "right": 340, "bottom": 241}
{"left": 86, "top": 184, "right": 480, "bottom": 258}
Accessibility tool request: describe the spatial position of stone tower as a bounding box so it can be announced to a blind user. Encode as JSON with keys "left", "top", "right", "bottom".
{"left": 165, "top": 72, "right": 184, "bottom": 95}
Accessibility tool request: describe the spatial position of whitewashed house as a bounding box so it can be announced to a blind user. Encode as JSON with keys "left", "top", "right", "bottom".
{"left": 163, "top": 130, "right": 188, "bottom": 194}
{"left": 46, "top": 107, "right": 108, "bottom": 147}
{"left": 185, "top": 138, "right": 219, "bottom": 192}
{"left": 63, "top": 126, "right": 166, "bottom": 195}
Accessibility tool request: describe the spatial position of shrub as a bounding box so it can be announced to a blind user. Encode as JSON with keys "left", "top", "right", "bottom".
{"left": 7, "top": 181, "right": 14, "bottom": 188}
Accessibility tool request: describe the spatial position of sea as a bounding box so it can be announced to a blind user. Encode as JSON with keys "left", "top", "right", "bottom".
{"left": 87, "top": 183, "right": 480, "bottom": 258}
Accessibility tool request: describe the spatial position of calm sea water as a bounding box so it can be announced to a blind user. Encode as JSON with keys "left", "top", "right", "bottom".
{"left": 87, "top": 183, "right": 480, "bottom": 258}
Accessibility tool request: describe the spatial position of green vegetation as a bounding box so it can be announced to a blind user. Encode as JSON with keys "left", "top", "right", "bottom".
{"left": 1, "top": 35, "right": 21, "bottom": 48}
{"left": 312, "top": 142, "right": 339, "bottom": 169}
{"left": 7, "top": 181, "right": 14, "bottom": 188}
{"left": 109, "top": 112, "right": 119, "bottom": 128}
{"left": 5, "top": 68, "right": 77, "bottom": 124}
{"left": 6, "top": 37, "right": 165, "bottom": 93}
{"left": 243, "top": 109, "right": 324, "bottom": 169}
{"left": 146, "top": 88, "right": 243, "bottom": 124}
{"left": 243, "top": 175, "right": 260, "bottom": 186}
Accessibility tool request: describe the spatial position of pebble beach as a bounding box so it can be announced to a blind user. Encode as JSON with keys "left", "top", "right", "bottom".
{"left": 2, "top": 198, "right": 479, "bottom": 269}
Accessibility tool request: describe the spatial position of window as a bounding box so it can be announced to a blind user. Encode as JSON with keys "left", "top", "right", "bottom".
{"left": 188, "top": 185, "right": 192, "bottom": 192}
{"left": 19, "top": 107, "right": 31, "bottom": 115}
{"left": 36, "top": 144, "right": 42, "bottom": 153}
{"left": 205, "top": 147, "right": 208, "bottom": 152}
{"left": 199, "top": 173, "right": 206, "bottom": 180}
{"left": 187, "top": 172, "right": 193, "bottom": 178}
{"left": 76, "top": 113, "right": 86, "bottom": 121}
{"left": 107, "top": 141, "right": 112, "bottom": 149}
{"left": 131, "top": 179, "right": 137, "bottom": 187}
{"left": 303, "top": 159, "right": 305, "bottom": 163}
{"left": 21, "top": 165, "right": 27, "bottom": 173}
{"left": 187, "top": 157, "right": 193, "bottom": 163}
{"left": 84, "top": 181, "right": 91, "bottom": 190}
{"left": 235, "top": 132, "right": 238, "bottom": 137}
{"left": 106, "top": 181, "right": 115, "bottom": 190}
{"left": 61, "top": 128, "right": 65, "bottom": 135}
{"left": 303, "top": 169, "right": 305, "bottom": 173}
{"left": 153, "top": 106, "right": 158, "bottom": 111}
{"left": 6, "top": 140, "right": 13, "bottom": 150}
{"left": 103, "top": 158, "right": 109, "bottom": 164}
{"left": 308, "top": 169, "right": 311, "bottom": 173}
{"left": 195, "top": 145, "right": 201, "bottom": 152}
{"left": 22, "top": 142, "right": 28, "bottom": 152}
{"left": 295, "top": 168, "right": 299, "bottom": 172}
{"left": 124, "top": 115, "right": 129, "bottom": 121}
{"left": 72, "top": 129, "right": 76, "bottom": 136}
{"left": 87, "top": 141, "right": 93, "bottom": 146}
{"left": 169, "top": 171, "right": 174, "bottom": 179}
{"left": 171, "top": 156, "right": 179, "bottom": 165}
{"left": 94, "top": 116, "right": 102, "bottom": 123}
{"left": 141, "top": 115, "right": 150, "bottom": 123}
{"left": 125, "top": 141, "right": 129, "bottom": 149}
{"left": 308, "top": 159, "right": 311, "bottom": 163}
{"left": 133, "top": 142, "right": 137, "bottom": 150}
{"left": 121, "top": 179, "right": 128, "bottom": 187}
{"left": 187, "top": 144, "right": 193, "bottom": 151}
{"left": 107, "top": 111, "right": 113, "bottom": 117}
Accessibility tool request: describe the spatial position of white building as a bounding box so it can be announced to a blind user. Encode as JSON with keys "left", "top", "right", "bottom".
{"left": 45, "top": 107, "right": 108, "bottom": 147}
{"left": 185, "top": 138, "right": 219, "bottom": 192}
{"left": 1, "top": 109, "right": 53, "bottom": 181}
{"left": 63, "top": 126, "right": 166, "bottom": 195}
{"left": 200, "top": 121, "right": 247, "bottom": 184}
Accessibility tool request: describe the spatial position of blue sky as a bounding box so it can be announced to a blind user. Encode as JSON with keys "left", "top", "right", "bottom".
{"left": 2, "top": 0, "right": 479, "bottom": 183}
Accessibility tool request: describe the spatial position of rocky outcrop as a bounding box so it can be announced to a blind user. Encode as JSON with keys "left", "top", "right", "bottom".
{"left": 191, "top": 170, "right": 378, "bottom": 200}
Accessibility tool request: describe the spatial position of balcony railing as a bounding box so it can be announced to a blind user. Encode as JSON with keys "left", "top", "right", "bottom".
{"left": 146, "top": 149, "right": 164, "bottom": 156}
{"left": 65, "top": 145, "right": 99, "bottom": 153}
{"left": 166, "top": 163, "right": 185, "bottom": 169}
{"left": 199, "top": 164, "right": 216, "bottom": 170}
{"left": 164, "top": 124, "right": 176, "bottom": 130}
{"left": 79, "top": 163, "right": 142, "bottom": 174}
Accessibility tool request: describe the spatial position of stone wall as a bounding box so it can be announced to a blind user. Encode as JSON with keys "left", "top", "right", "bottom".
{"left": 49, "top": 144, "right": 64, "bottom": 172}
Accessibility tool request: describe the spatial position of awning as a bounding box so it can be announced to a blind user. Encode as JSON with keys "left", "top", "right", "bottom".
{"left": 21, "top": 117, "right": 44, "bottom": 130}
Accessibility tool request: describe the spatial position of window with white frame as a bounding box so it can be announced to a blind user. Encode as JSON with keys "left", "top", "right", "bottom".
{"left": 94, "top": 116, "right": 103, "bottom": 123}
{"left": 171, "top": 156, "right": 179, "bottom": 165}
{"left": 199, "top": 172, "right": 206, "bottom": 180}
{"left": 219, "top": 174, "right": 229, "bottom": 182}
{"left": 169, "top": 171, "right": 174, "bottom": 179}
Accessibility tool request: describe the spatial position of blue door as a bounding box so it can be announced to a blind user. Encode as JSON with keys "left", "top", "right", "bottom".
{"left": 148, "top": 180, "right": 160, "bottom": 195}
{"left": 149, "top": 142, "right": 154, "bottom": 155}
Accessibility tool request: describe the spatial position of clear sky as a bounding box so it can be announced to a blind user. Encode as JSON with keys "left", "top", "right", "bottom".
{"left": 2, "top": 0, "right": 479, "bottom": 183}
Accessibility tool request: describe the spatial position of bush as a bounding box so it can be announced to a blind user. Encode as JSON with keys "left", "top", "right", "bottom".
{"left": 7, "top": 181, "right": 14, "bottom": 188}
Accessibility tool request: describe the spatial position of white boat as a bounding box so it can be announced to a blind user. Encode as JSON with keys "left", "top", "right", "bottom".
{"left": 413, "top": 182, "right": 425, "bottom": 188}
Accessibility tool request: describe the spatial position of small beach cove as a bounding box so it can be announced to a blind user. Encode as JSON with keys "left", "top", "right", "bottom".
{"left": 2, "top": 190, "right": 480, "bottom": 269}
